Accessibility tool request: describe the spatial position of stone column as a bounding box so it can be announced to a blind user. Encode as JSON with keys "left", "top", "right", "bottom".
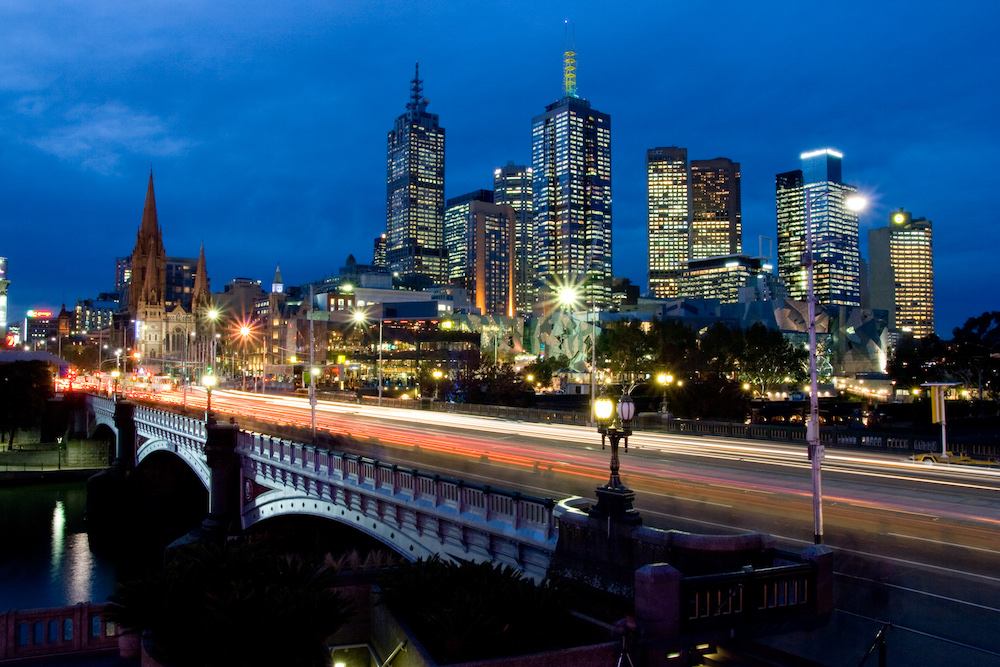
{"left": 86, "top": 400, "right": 137, "bottom": 535}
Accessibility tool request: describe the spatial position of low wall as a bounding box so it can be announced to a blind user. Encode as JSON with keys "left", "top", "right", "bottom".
{"left": 0, "top": 602, "right": 119, "bottom": 662}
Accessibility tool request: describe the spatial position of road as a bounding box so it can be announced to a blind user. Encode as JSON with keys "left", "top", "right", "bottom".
{"left": 160, "top": 389, "right": 1000, "bottom": 665}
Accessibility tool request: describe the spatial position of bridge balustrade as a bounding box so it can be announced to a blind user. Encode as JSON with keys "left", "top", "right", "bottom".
{"left": 0, "top": 603, "right": 119, "bottom": 662}
{"left": 681, "top": 562, "right": 814, "bottom": 632}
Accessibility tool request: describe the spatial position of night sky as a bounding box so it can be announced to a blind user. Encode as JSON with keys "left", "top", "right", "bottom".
{"left": 2, "top": 1, "right": 997, "bottom": 336}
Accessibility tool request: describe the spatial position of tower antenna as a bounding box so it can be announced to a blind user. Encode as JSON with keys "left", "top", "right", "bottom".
{"left": 563, "top": 20, "right": 577, "bottom": 98}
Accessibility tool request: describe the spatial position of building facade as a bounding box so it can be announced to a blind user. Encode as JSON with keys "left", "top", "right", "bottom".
{"left": 493, "top": 162, "right": 535, "bottom": 313}
{"left": 869, "top": 209, "right": 934, "bottom": 337}
{"left": 776, "top": 149, "right": 861, "bottom": 306}
{"left": 386, "top": 64, "right": 446, "bottom": 286}
{"left": 680, "top": 255, "right": 767, "bottom": 304}
{"left": 444, "top": 190, "right": 516, "bottom": 316}
{"left": 647, "top": 147, "right": 690, "bottom": 299}
{"left": 690, "top": 158, "right": 741, "bottom": 259}
{"left": 532, "top": 53, "right": 612, "bottom": 311}
{"left": 0, "top": 257, "right": 8, "bottom": 334}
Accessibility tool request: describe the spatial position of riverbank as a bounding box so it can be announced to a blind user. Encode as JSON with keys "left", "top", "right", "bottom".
{"left": 0, "top": 468, "right": 105, "bottom": 486}
{"left": 0, "top": 430, "right": 111, "bottom": 481}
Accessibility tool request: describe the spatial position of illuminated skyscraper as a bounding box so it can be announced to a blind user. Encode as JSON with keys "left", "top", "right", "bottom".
{"left": 493, "top": 162, "right": 535, "bottom": 313}
{"left": 690, "top": 158, "right": 741, "bottom": 259}
{"left": 776, "top": 148, "right": 860, "bottom": 306}
{"left": 532, "top": 49, "right": 612, "bottom": 310}
{"left": 869, "top": 209, "right": 934, "bottom": 337}
{"left": 444, "top": 190, "right": 516, "bottom": 316}
{"left": 386, "top": 64, "right": 446, "bottom": 286}
{"left": 647, "top": 151, "right": 741, "bottom": 298}
{"left": 647, "top": 147, "right": 689, "bottom": 298}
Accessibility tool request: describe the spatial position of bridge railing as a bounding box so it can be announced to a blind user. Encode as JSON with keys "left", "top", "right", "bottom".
{"left": 681, "top": 562, "right": 815, "bottom": 633}
{"left": 0, "top": 603, "right": 119, "bottom": 661}
{"left": 239, "top": 431, "right": 558, "bottom": 540}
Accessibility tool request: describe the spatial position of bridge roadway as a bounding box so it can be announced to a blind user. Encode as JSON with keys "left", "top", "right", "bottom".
{"left": 147, "top": 388, "right": 1000, "bottom": 666}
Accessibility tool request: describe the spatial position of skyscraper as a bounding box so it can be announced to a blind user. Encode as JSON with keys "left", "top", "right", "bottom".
{"left": 647, "top": 147, "right": 689, "bottom": 299}
{"left": 647, "top": 150, "right": 741, "bottom": 298}
{"left": 444, "top": 190, "right": 516, "bottom": 316}
{"left": 869, "top": 209, "right": 934, "bottom": 337}
{"left": 776, "top": 149, "right": 861, "bottom": 306}
{"left": 493, "top": 162, "right": 534, "bottom": 313}
{"left": 386, "top": 64, "right": 446, "bottom": 286}
{"left": 690, "top": 157, "right": 741, "bottom": 259}
{"left": 0, "top": 257, "right": 8, "bottom": 334}
{"left": 532, "top": 49, "right": 612, "bottom": 310}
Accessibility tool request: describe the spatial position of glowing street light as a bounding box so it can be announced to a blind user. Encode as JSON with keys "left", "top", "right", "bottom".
{"left": 432, "top": 368, "right": 443, "bottom": 400}
{"left": 804, "top": 186, "right": 866, "bottom": 544}
{"left": 555, "top": 284, "right": 598, "bottom": 424}
{"left": 590, "top": 389, "right": 641, "bottom": 524}
{"left": 353, "top": 307, "right": 384, "bottom": 406}
{"left": 656, "top": 373, "right": 674, "bottom": 417}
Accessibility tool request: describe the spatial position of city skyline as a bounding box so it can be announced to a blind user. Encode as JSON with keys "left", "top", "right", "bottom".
{"left": 2, "top": 1, "right": 997, "bottom": 335}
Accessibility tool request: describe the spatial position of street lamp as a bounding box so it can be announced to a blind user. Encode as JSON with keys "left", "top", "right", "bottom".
{"left": 555, "top": 284, "right": 598, "bottom": 424}
{"left": 804, "top": 186, "right": 866, "bottom": 545}
{"left": 590, "top": 390, "right": 641, "bottom": 524}
{"left": 202, "top": 374, "right": 216, "bottom": 422}
{"left": 656, "top": 373, "right": 674, "bottom": 417}
{"left": 238, "top": 324, "right": 252, "bottom": 392}
{"left": 354, "top": 307, "right": 385, "bottom": 407}
{"left": 432, "top": 369, "right": 443, "bottom": 400}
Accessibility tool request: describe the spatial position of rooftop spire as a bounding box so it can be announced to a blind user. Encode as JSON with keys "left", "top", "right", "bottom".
{"left": 136, "top": 171, "right": 165, "bottom": 256}
{"left": 406, "top": 62, "right": 427, "bottom": 118}
{"left": 192, "top": 243, "right": 210, "bottom": 309}
{"left": 563, "top": 21, "right": 577, "bottom": 98}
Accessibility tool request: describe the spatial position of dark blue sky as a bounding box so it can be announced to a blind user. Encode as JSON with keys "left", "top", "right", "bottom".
{"left": 2, "top": 1, "right": 997, "bottom": 336}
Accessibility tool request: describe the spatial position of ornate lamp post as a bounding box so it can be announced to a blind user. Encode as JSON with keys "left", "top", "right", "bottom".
{"left": 432, "top": 369, "right": 443, "bottom": 400}
{"left": 656, "top": 373, "right": 673, "bottom": 417}
{"left": 590, "top": 391, "right": 641, "bottom": 524}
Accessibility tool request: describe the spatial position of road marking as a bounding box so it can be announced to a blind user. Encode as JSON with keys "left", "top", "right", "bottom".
{"left": 888, "top": 532, "right": 1000, "bottom": 556}
{"left": 642, "top": 491, "right": 731, "bottom": 508}
{"left": 837, "top": 573, "right": 1000, "bottom": 613}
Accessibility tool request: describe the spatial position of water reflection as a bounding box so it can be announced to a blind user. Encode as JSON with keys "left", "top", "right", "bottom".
{"left": 0, "top": 482, "right": 116, "bottom": 610}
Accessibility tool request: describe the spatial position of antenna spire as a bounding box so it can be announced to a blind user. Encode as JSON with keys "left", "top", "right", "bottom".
{"left": 563, "top": 21, "right": 577, "bottom": 98}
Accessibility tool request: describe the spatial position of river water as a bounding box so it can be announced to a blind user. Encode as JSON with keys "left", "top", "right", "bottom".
{"left": 0, "top": 480, "right": 122, "bottom": 611}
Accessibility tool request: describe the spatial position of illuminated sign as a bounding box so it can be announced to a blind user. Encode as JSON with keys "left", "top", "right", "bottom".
{"left": 27, "top": 310, "right": 53, "bottom": 318}
{"left": 893, "top": 212, "right": 906, "bottom": 224}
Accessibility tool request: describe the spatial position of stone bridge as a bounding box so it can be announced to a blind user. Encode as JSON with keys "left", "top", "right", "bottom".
{"left": 84, "top": 395, "right": 557, "bottom": 579}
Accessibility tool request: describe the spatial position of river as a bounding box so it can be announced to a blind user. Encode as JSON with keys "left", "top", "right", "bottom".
{"left": 0, "top": 480, "right": 126, "bottom": 611}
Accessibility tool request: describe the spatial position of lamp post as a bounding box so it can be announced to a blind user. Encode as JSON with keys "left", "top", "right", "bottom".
{"left": 555, "top": 285, "right": 599, "bottom": 424}
{"left": 590, "top": 390, "right": 641, "bottom": 524}
{"left": 354, "top": 306, "right": 385, "bottom": 407}
{"left": 656, "top": 373, "right": 673, "bottom": 417}
{"left": 202, "top": 374, "right": 216, "bottom": 422}
{"left": 432, "top": 369, "right": 443, "bottom": 400}
{"left": 803, "top": 187, "right": 865, "bottom": 544}
{"left": 238, "top": 324, "right": 252, "bottom": 392}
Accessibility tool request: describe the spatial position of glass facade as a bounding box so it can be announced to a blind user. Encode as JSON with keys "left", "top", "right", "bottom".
{"left": 869, "top": 210, "right": 934, "bottom": 337}
{"left": 493, "top": 163, "right": 535, "bottom": 313}
{"left": 444, "top": 191, "right": 515, "bottom": 316}
{"left": 776, "top": 149, "right": 860, "bottom": 306}
{"left": 680, "top": 255, "right": 765, "bottom": 304}
{"left": 647, "top": 147, "right": 689, "bottom": 298}
{"left": 690, "top": 158, "right": 741, "bottom": 260}
{"left": 386, "top": 65, "right": 446, "bottom": 284}
{"left": 532, "top": 95, "right": 612, "bottom": 310}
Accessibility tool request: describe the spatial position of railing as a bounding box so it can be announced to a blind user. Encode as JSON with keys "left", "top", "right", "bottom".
{"left": 681, "top": 563, "right": 815, "bottom": 632}
{"left": 0, "top": 603, "right": 119, "bottom": 661}
{"left": 238, "top": 431, "right": 558, "bottom": 540}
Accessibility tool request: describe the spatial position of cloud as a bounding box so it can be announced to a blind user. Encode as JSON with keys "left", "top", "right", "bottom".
{"left": 28, "top": 101, "right": 194, "bottom": 173}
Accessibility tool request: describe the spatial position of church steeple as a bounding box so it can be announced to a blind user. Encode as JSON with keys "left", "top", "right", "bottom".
{"left": 128, "top": 172, "right": 167, "bottom": 315}
{"left": 271, "top": 265, "right": 284, "bottom": 294}
{"left": 192, "top": 243, "right": 211, "bottom": 310}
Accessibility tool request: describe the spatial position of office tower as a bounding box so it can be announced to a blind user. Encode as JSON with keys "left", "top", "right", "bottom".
{"left": 532, "top": 49, "right": 612, "bottom": 310}
{"left": 0, "top": 257, "right": 8, "bottom": 333}
{"left": 494, "top": 162, "right": 535, "bottom": 313}
{"left": 386, "top": 64, "right": 446, "bottom": 286}
{"left": 679, "top": 255, "right": 766, "bottom": 304}
{"left": 690, "top": 158, "right": 741, "bottom": 259}
{"left": 444, "top": 190, "right": 516, "bottom": 316}
{"left": 775, "top": 148, "right": 861, "bottom": 306}
{"left": 647, "top": 147, "right": 690, "bottom": 298}
{"left": 869, "top": 209, "right": 934, "bottom": 337}
{"left": 647, "top": 150, "right": 742, "bottom": 299}
{"left": 373, "top": 234, "right": 387, "bottom": 268}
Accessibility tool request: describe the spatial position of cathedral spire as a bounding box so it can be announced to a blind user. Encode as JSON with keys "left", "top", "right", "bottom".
{"left": 136, "top": 171, "right": 165, "bottom": 256}
{"left": 141, "top": 238, "right": 160, "bottom": 306}
{"left": 192, "top": 243, "right": 210, "bottom": 310}
{"left": 271, "top": 265, "right": 284, "bottom": 294}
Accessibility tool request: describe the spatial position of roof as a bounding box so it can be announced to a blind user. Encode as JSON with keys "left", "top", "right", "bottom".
{"left": 0, "top": 350, "right": 71, "bottom": 367}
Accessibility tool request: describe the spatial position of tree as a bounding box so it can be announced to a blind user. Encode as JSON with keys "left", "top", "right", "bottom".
{"left": 0, "top": 361, "right": 53, "bottom": 448}
{"left": 597, "top": 318, "right": 653, "bottom": 384}
{"left": 106, "top": 541, "right": 352, "bottom": 667}
{"left": 887, "top": 333, "right": 948, "bottom": 390}
{"left": 947, "top": 312, "right": 1000, "bottom": 402}
{"left": 378, "top": 556, "right": 576, "bottom": 664}
{"left": 698, "top": 322, "right": 743, "bottom": 379}
{"left": 456, "top": 362, "right": 532, "bottom": 406}
{"left": 522, "top": 354, "right": 569, "bottom": 389}
{"left": 648, "top": 318, "right": 699, "bottom": 377}
{"left": 736, "top": 323, "right": 808, "bottom": 396}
